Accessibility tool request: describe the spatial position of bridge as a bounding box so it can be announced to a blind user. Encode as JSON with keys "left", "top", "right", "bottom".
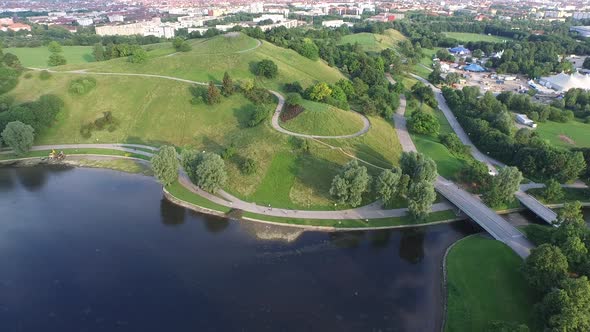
{"left": 389, "top": 83, "right": 533, "bottom": 258}
{"left": 435, "top": 178, "right": 534, "bottom": 258}
{"left": 515, "top": 191, "right": 558, "bottom": 226}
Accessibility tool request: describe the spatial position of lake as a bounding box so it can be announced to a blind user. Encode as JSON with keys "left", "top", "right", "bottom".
{"left": 0, "top": 165, "right": 481, "bottom": 331}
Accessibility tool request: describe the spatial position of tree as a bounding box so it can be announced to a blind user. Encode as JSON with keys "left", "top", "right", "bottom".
{"left": 486, "top": 321, "right": 529, "bottom": 332}
{"left": 306, "top": 82, "right": 332, "bottom": 102}
{"left": 400, "top": 152, "right": 438, "bottom": 184}
{"left": 181, "top": 150, "right": 227, "bottom": 193}
{"left": 1, "top": 121, "right": 35, "bottom": 156}
{"left": 129, "top": 48, "right": 148, "bottom": 64}
{"left": 254, "top": 59, "right": 278, "bottom": 78}
{"left": 207, "top": 81, "right": 221, "bottom": 104}
{"left": 240, "top": 158, "right": 257, "bottom": 175}
{"left": 150, "top": 145, "right": 179, "bottom": 186}
{"left": 172, "top": 37, "right": 184, "bottom": 50}
{"left": 329, "top": 160, "right": 372, "bottom": 207}
{"left": 544, "top": 179, "right": 564, "bottom": 202}
{"left": 407, "top": 110, "right": 440, "bottom": 136}
{"left": 407, "top": 180, "right": 437, "bottom": 221}
{"left": 537, "top": 277, "right": 590, "bottom": 331}
{"left": 375, "top": 167, "right": 402, "bottom": 207}
{"left": 47, "top": 41, "right": 62, "bottom": 54}
{"left": 92, "top": 43, "right": 105, "bottom": 61}
{"left": 47, "top": 53, "right": 66, "bottom": 66}
{"left": 523, "top": 244, "right": 568, "bottom": 292}
{"left": 285, "top": 93, "right": 303, "bottom": 106}
{"left": 428, "top": 66, "right": 443, "bottom": 85}
{"left": 483, "top": 166, "right": 523, "bottom": 207}
{"left": 221, "top": 72, "right": 234, "bottom": 96}
{"left": 584, "top": 57, "right": 590, "bottom": 70}
{"left": 445, "top": 72, "right": 460, "bottom": 85}
{"left": 551, "top": 202, "right": 589, "bottom": 268}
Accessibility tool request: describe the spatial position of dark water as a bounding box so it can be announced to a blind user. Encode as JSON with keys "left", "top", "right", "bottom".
{"left": 0, "top": 166, "right": 479, "bottom": 332}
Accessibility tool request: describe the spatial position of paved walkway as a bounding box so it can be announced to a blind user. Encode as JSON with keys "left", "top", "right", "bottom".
{"left": 269, "top": 91, "right": 371, "bottom": 139}
{"left": 409, "top": 73, "right": 505, "bottom": 175}
{"left": 1, "top": 143, "right": 454, "bottom": 220}
{"left": 391, "top": 78, "right": 532, "bottom": 258}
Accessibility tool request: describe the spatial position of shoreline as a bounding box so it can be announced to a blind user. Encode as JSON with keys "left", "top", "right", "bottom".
{"left": 1, "top": 154, "right": 467, "bottom": 231}
{"left": 3, "top": 154, "right": 586, "bottom": 232}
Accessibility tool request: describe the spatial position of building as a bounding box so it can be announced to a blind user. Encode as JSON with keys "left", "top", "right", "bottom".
{"left": 570, "top": 26, "right": 590, "bottom": 38}
{"left": 516, "top": 114, "right": 537, "bottom": 128}
{"left": 322, "top": 20, "right": 345, "bottom": 28}
{"left": 573, "top": 12, "right": 590, "bottom": 20}
{"left": 253, "top": 14, "right": 285, "bottom": 23}
{"left": 463, "top": 63, "right": 486, "bottom": 72}
{"left": 108, "top": 14, "right": 124, "bottom": 23}
{"left": 0, "top": 23, "right": 32, "bottom": 32}
{"left": 178, "top": 16, "right": 204, "bottom": 28}
{"left": 259, "top": 19, "right": 298, "bottom": 31}
{"left": 76, "top": 18, "right": 94, "bottom": 26}
{"left": 449, "top": 46, "right": 470, "bottom": 55}
{"left": 96, "top": 18, "right": 175, "bottom": 38}
{"left": 539, "top": 72, "right": 590, "bottom": 92}
{"left": 366, "top": 13, "right": 404, "bottom": 22}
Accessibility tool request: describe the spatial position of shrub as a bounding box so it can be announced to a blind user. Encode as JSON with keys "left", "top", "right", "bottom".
{"left": 253, "top": 59, "right": 278, "bottom": 78}
{"left": 407, "top": 110, "right": 440, "bottom": 136}
{"left": 68, "top": 77, "right": 97, "bottom": 95}
{"left": 79, "top": 112, "right": 117, "bottom": 138}
{"left": 23, "top": 72, "right": 32, "bottom": 79}
{"left": 284, "top": 81, "right": 303, "bottom": 94}
{"left": 39, "top": 70, "right": 52, "bottom": 80}
{"left": 280, "top": 104, "right": 305, "bottom": 122}
{"left": 285, "top": 93, "right": 303, "bottom": 107}
{"left": 240, "top": 158, "right": 257, "bottom": 175}
{"left": 243, "top": 86, "right": 272, "bottom": 105}
{"left": 248, "top": 106, "right": 270, "bottom": 127}
{"left": 220, "top": 143, "right": 236, "bottom": 160}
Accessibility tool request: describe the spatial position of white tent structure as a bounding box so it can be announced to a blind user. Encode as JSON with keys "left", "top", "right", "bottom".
{"left": 539, "top": 72, "right": 590, "bottom": 92}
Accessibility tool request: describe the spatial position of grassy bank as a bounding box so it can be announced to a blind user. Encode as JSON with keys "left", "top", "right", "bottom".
{"left": 536, "top": 119, "right": 590, "bottom": 149}
{"left": 281, "top": 100, "right": 365, "bottom": 136}
{"left": 0, "top": 148, "right": 150, "bottom": 161}
{"left": 445, "top": 235, "right": 536, "bottom": 332}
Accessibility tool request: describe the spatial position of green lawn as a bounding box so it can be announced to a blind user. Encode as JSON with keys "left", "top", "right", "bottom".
{"left": 527, "top": 187, "right": 590, "bottom": 204}
{"left": 281, "top": 100, "right": 365, "bottom": 136}
{"left": 6, "top": 46, "right": 95, "bottom": 68}
{"left": 57, "top": 33, "right": 345, "bottom": 92}
{"left": 536, "top": 119, "right": 590, "bottom": 148}
{"left": 443, "top": 32, "right": 512, "bottom": 43}
{"left": 445, "top": 235, "right": 536, "bottom": 332}
{"left": 405, "top": 97, "right": 465, "bottom": 179}
{"left": 338, "top": 29, "right": 406, "bottom": 52}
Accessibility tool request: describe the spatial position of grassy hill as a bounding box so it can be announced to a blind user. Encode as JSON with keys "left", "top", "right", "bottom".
{"left": 443, "top": 32, "right": 511, "bottom": 43}
{"left": 280, "top": 100, "right": 366, "bottom": 136}
{"left": 337, "top": 29, "right": 406, "bottom": 52}
{"left": 6, "top": 46, "right": 95, "bottom": 68}
{"left": 56, "top": 33, "right": 345, "bottom": 92}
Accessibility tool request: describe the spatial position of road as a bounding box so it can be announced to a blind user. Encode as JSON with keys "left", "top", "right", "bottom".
{"left": 515, "top": 190, "right": 558, "bottom": 225}
{"left": 386, "top": 81, "right": 532, "bottom": 258}
{"left": 409, "top": 73, "right": 505, "bottom": 175}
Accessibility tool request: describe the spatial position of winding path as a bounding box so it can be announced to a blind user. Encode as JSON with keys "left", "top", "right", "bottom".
{"left": 409, "top": 73, "right": 505, "bottom": 175}
{"left": 269, "top": 91, "right": 371, "bottom": 139}
{"left": 1, "top": 143, "right": 454, "bottom": 220}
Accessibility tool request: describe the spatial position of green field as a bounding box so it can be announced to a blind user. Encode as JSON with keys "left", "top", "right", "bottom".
{"left": 536, "top": 119, "right": 590, "bottom": 148}
{"left": 443, "top": 32, "right": 512, "bottom": 43}
{"left": 57, "top": 33, "right": 345, "bottom": 92}
{"left": 6, "top": 46, "right": 95, "bottom": 68}
{"left": 445, "top": 235, "right": 536, "bottom": 332}
{"left": 404, "top": 87, "right": 465, "bottom": 179}
{"left": 281, "top": 100, "right": 365, "bottom": 136}
{"left": 338, "top": 29, "right": 406, "bottom": 52}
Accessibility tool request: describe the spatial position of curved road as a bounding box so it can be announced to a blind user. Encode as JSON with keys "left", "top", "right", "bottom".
{"left": 269, "top": 91, "right": 371, "bottom": 139}
{"left": 409, "top": 73, "right": 505, "bottom": 175}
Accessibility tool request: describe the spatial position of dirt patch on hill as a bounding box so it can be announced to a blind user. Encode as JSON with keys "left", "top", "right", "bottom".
{"left": 559, "top": 134, "right": 576, "bottom": 145}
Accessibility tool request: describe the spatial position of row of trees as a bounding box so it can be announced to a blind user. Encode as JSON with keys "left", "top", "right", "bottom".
{"left": 329, "top": 152, "right": 438, "bottom": 221}
{"left": 92, "top": 42, "right": 148, "bottom": 63}
{"left": 522, "top": 202, "right": 590, "bottom": 331}
{"left": 442, "top": 86, "right": 586, "bottom": 182}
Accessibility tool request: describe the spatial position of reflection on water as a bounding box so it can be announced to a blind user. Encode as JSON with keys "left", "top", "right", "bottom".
{"left": 0, "top": 166, "right": 478, "bottom": 332}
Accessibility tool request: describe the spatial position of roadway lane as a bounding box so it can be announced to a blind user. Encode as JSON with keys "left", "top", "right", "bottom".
{"left": 515, "top": 190, "right": 558, "bottom": 226}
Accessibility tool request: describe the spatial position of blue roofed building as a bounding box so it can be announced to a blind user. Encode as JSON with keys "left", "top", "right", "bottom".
{"left": 463, "top": 63, "right": 486, "bottom": 72}
{"left": 449, "top": 46, "right": 470, "bottom": 55}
